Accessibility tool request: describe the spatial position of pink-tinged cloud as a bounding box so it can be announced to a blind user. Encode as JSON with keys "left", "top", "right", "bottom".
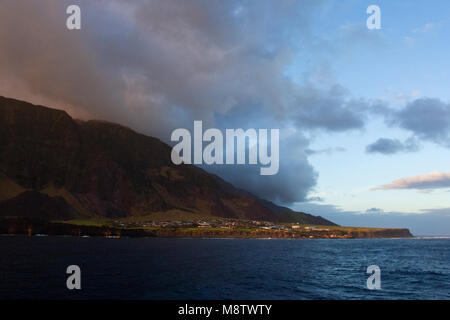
{"left": 371, "top": 172, "right": 450, "bottom": 191}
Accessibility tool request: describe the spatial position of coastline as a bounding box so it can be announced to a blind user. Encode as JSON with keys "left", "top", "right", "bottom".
{"left": 0, "top": 218, "right": 413, "bottom": 239}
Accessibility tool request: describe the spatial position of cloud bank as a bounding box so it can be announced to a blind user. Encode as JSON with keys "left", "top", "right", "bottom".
{"left": 2, "top": 0, "right": 446, "bottom": 208}
{"left": 389, "top": 98, "right": 450, "bottom": 147}
{"left": 0, "top": 0, "right": 343, "bottom": 204}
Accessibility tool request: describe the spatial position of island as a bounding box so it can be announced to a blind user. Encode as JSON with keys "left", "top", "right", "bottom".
{"left": 0, "top": 217, "right": 413, "bottom": 239}
{"left": 0, "top": 96, "right": 413, "bottom": 240}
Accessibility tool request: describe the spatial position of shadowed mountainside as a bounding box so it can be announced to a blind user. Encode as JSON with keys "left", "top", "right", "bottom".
{"left": 0, "top": 96, "right": 337, "bottom": 225}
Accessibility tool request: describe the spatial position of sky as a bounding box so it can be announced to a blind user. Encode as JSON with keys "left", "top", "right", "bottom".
{"left": 0, "top": 0, "right": 449, "bottom": 235}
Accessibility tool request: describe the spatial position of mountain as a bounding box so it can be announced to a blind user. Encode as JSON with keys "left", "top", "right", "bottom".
{"left": 0, "top": 190, "right": 78, "bottom": 220}
{"left": 278, "top": 211, "right": 337, "bottom": 226}
{"left": 0, "top": 96, "right": 337, "bottom": 226}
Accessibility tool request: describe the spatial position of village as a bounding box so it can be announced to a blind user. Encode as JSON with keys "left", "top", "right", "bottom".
{"left": 112, "top": 218, "right": 306, "bottom": 230}
{"left": 109, "top": 218, "right": 352, "bottom": 239}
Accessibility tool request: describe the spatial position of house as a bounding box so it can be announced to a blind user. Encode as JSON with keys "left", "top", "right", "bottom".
{"left": 197, "top": 222, "right": 211, "bottom": 228}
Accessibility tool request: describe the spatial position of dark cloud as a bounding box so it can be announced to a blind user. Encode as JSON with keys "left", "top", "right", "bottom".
{"left": 0, "top": 0, "right": 374, "bottom": 204}
{"left": 391, "top": 98, "right": 450, "bottom": 147}
{"left": 366, "top": 137, "right": 420, "bottom": 154}
{"left": 292, "top": 85, "right": 367, "bottom": 132}
{"left": 205, "top": 159, "right": 317, "bottom": 205}
{"left": 202, "top": 127, "right": 318, "bottom": 204}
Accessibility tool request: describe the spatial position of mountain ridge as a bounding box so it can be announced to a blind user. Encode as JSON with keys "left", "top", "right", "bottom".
{"left": 0, "top": 95, "right": 337, "bottom": 226}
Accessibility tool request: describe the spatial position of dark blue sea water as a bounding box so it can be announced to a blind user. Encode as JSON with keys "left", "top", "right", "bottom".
{"left": 0, "top": 236, "right": 448, "bottom": 300}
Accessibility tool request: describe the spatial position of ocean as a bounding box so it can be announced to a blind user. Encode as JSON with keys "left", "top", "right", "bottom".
{"left": 0, "top": 236, "right": 448, "bottom": 299}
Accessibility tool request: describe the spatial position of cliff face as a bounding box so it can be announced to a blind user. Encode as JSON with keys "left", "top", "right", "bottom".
{"left": 348, "top": 229, "right": 413, "bottom": 238}
{"left": 0, "top": 96, "right": 336, "bottom": 225}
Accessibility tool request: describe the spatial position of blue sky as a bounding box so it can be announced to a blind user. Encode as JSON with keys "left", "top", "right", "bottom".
{"left": 0, "top": 0, "right": 449, "bottom": 235}
{"left": 283, "top": 1, "right": 450, "bottom": 235}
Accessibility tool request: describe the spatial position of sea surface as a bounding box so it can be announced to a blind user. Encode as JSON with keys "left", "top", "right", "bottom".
{"left": 0, "top": 236, "right": 448, "bottom": 300}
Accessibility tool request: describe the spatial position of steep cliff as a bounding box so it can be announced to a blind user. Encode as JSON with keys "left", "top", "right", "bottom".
{"left": 0, "top": 96, "right": 336, "bottom": 225}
